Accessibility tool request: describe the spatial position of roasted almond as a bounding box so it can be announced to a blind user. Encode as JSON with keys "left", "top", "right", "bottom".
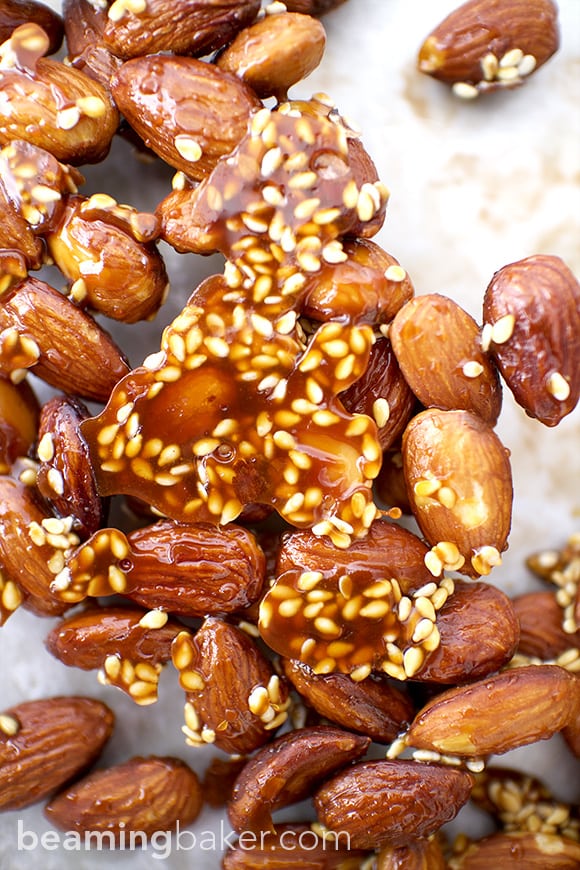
{"left": 482, "top": 255, "right": 580, "bottom": 426}
{"left": 223, "top": 822, "right": 367, "bottom": 869}
{"left": 449, "top": 831, "right": 580, "bottom": 869}
{"left": 111, "top": 55, "right": 262, "bottom": 180}
{"left": 172, "top": 618, "right": 290, "bottom": 755}
{"left": 418, "top": 0, "right": 560, "bottom": 99}
{"left": 402, "top": 408, "right": 513, "bottom": 577}
{"left": 285, "top": 0, "right": 348, "bottom": 13}
{"left": 45, "top": 755, "right": 203, "bottom": 841}
{"left": 228, "top": 725, "right": 370, "bottom": 834}
{"left": 0, "top": 277, "right": 130, "bottom": 402}
{"left": 0, "top": 696, "right": 114, "bottom": 810}
{"left": 282, "top": 658, "right": 414, "bottom": 743}
{"left": 0, "top": 24, "right": 119, "bottom": 164}
{"left": 0, "top": 374, "right": 39, "bottom": 474}
{"left": 313, "top": 759, "right": 473, "bottom": 849}
{"left": 513, "top": 591, "right": 580, "bottom": 660}
{"left": 45, "top": 606, "right": 182, "bottom": 705}
{"left": 406, "top": 664, "right": 579, "bottom": 757}
{"left": 217, "top": 10, "right": 326, "bottom": 100}
{"left": 0, "top": 0, "right": 64, "bottom": 54}
{"left": 390, "top": 293, "right": 502, "bottom": 424}
{"left": 376, "top": 838, "right": 447, "bottom": 870}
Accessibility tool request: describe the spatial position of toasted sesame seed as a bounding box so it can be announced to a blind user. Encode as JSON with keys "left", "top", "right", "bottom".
{"left": 403, "top": 646, "right": 424, "bottom": 677}
{"left": 139, "top": 609, "right": 168, "bottom": 630}
{"left": 481, "top": 52, "right": 499, "bottom": 81}
{"left": 37, "top": 432, "right": 55, "bottom": 462}
{"left": 462, "top": 360, "right": 484, "bottom": 378}
{"left": 546, "top": 372, "right": 570, "bottom": 401}
{"left": 518, "top": 54, "right": 537, "bottom": 77}
{"left": 500, "top": 48, "right": 524, "bottom": 68}
{"left": 0, "top": 713, "right": 20, "bottom": 736}
{"left": 452, "top": 82, "right": 479, "bottom": 100}
{"left": 490, "top": 314, "right": 515, "bottom": 344}
{"left": 47, "top": 467, "right": 64, "bottom": 495}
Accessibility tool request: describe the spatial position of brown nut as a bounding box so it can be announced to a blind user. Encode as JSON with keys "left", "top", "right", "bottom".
{"left": 449, "top": 831, "right": 580, "bottom": 869}
{"left": 0, "top": 374, "right": 39, "bottom": 473}
{"left": 47, "top": 194, "right": 168, "bottom": 323}
{"left": 390, "top": 293, "right": 502, "bottom": 425}
{"left": 282, "top": 658, "right": 414, "bottom": 743}
{"left": 228, "top": 725, "right": 370, "bottom": 834}
{"left": 0, "top": 277, "right": 130, "bottom": 402}
{"left": 402, "top": 407, "right": 513, "bottom": 577}
{"left": 51, "top": 520, "right": 265, "bottom": 616}
{"left": 36, "top": 395, "right": 105, "bottom": 539}
{"left": 482, "top": 254, "right": 580, "bottom": 426}
{"left": 0, "top": 696, "right": 114, "bottom": 810}
{"left": 513, "top": 591, "right": 580, "bottom": 660}
{"left": 285, "top": 0, "right": 347, "bottom": 13}
{"left": 374, "top": 448, "right": 413, "bottom": 515}
{"left": 45, "top": 606, "right": 182, "bottom": 705}
{"left": 313, "top": 759, "right": 473, "bottom": 849}
{"left": 111, "top": 55, "right": 262, "bottom": 180}
{"left": 406, "top": 664, "right": 580, "bottom": 757}
{"left": 0, "top": 0, "right": 64, "bottom": 54}
{"left": 0, "top": 24, "right": 119, "bottom": 164}
{"left": 223, "top": 822, "right": 368, "bottom": 869}
{"left": 172, "top": 618, "right": 290, "bottom": 755}
{"left": 45, "top": 756, "right": 203, "bottom": 841}
{"left": 376, "top": 838, "right": 447, "bottom": 870}
{"left": 217, "top": 11, "right": 326, "bottom": 100}
{"left": 417, "top": 0, "right": 560, "bottom": 99}
{"left": 63, "top": 0, "right": 121, "bottom": 88}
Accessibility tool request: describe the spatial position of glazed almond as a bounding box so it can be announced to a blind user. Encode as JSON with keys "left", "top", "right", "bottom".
{"left": 513, "top": 591, "right": 580, "bottom": 659}
{"left": 449, "top": 831, "right": 580, "bottom": 869}
{"left": 0, "top": 375, "right": 39, "bottom": 474}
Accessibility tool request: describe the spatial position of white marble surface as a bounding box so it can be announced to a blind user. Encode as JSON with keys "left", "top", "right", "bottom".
{"left": 1, "top": 1, "right": 579, "bottom": 867}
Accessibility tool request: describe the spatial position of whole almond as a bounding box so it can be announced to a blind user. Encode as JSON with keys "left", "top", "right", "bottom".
{"left": 217, "top": 11, "right": 326, "bottom": 99}
{"left": 390, "top": 293, "right": 502, "bottom": 425}
{"left": 0, "top": 375, "right": 39, "bottom": 473}
{"left": 406, "top": 664, "right": 579, "bottom": 757}
{"left": 111, "top": 55, "right": 262, "bottom": 180}
{"left": 0, "top": 0, "right": 64, "bottom": 54}
{"left": 172, "top": 618, "right": 290, "bottom": 754}
{"left": 313, "top": 759, "right": 473, "bottom": 849}
{"left": 376, "top": 838, "right": 447, "bottom": 870}
{"left": 45, "top": 756, "right": 203, "bottom": 840}
{"left": 418, "top": 0, "right": 560, "bottom": 98}
{"left": 228, "top": 725, "right": 370, "bottom": 834}
{"left": 0, "top": 24, "right": 119, "bottom": 164}
{"left": 513, "top": 591, "right": 580, "bottom": 659}
{"left": 223, "top": 822, "right": 368, "bottom": 869}
{"left": 402, "top": 408, "right": 513, "bottom": 577}
{"left": 0, "top": 696, "right": 114, "bottom": 810}
{"left": 482, "top": 255, "right": 580, "bottom": 426}
{"left": 449, "top": 831, "right": 580, "bottom": 869}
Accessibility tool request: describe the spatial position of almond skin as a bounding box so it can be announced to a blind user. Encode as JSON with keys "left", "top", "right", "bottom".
{"left": 228, "top": 725, "right": 370, "bottom": 834}
{"left": 483, "top": 255, "right": 580, "bottom": 426}
{"left": 418, "top": 0, "right": 560, "bottom": 93}
{"left": 402, "top": 408, "right": 513, "bottom": 577}
{"left": 313, "top": 759, "right": 473, "bottom": 849}
{"left": 0, "top": 696, "right": 114, "bottom": 810}
{"left": 450, "top": 832, "right": 580, "bottom": 869}
{"left": 0, "top": 0, "right": 64, "bottom": 54}
{"left": 111, "top": 55, "right": 262, "bottom": 180}
{"left": 406, "top": 664, "right": 579, "bottom": 757}
{"left": 390, "top": 293, "right": 502, "bottom": 425}
{"left": 45, "top": 756, "right": 203, "bottom": 841}
{"left": 513, "top": 591, "right": 580, "bottom": 659}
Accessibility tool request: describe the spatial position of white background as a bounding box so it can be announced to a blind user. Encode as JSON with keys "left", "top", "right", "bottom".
{"left": 1, "top": 1, "right": 579, "bottom": 867}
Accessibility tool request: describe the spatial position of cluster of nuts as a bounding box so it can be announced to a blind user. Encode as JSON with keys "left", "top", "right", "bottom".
{"left": 0, "top": 0, "right": 579, "bottom": 867}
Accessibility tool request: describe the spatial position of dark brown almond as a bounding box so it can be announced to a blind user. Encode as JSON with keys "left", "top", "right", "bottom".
{"left": 374, "top": 448, "right": 413, "bottom": 514}
{"left": 450, "top": 831, "right": 580, "bottom": 868}
{"left": 406, "top": 665, "right": 579, "bottom": 757}
{"left": 285, "top": 0, "right": 347, "bottom": 13}
{"left": 157, "top": 181, "right": 221, "bottom": 255}
{"left": 0, "top": 374, "right": 39, "bottom": 473}
{"left": 46, "top": 606, "right": 182, "bottom": 705}
{"left": 36, "top": 395, "right": 104, "bottom": 539}
{"left": 0, "top": 696, "right": 114, "bottom": 810}
{"left": 45, "top": 756, "right": 202, "bottom": 840}
{"left": 513, "top": 591, "right": 580, "bottom": 659}
{"left": 217, "top": 11, "right": 326, "bottom": 100}
{"left": 414, "top": 580, "right": 520, "bottom": 683}
{"left": 403, "top": 408, "right": 513, "bottom": 577}
{"left": 111, "top": 55, "right": 262, "bottom": 180}
{"left": 103, "top": 0, "right": 260, "bottom": 59}
{"left": 0, "top": 277, "right": 130, "bottom": 401}
{"left": 228, "top": 725, "right": 370, "bottom": 834}
{"left": 172, "top": 618, "right": 290, "bottom": 755}
{"left": 390, "top": 293, "right": 502, "bottom": 424}
{"left": 202, "top": 756, "right": 248, "bottom": 809}
{"left": 0, "top": 0, "right": 64, "bottom": 54}
{"left": 376, "top": 838, "right": 447, "bottom": 870}
{"left": 313, "top": 759, "right": 473, "bottom": 849}
{"left": 282, "top": 658, "right": 414, "bottom": 743}
{"left": 0, "top": 24, "right": 118, "bottom": 164}
{"left": 483, "top": 254, "right": 580, "bottom": 426}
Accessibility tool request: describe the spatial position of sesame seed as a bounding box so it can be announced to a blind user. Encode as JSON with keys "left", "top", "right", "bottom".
{"left": 481, "top": 53, "right": 499, "bottom": 81}
{"left": 500, "top": 48, "right": 524, "bottom": 68}
{"left": 490, "top": 314, "right": 515, "bottom": 344}
{"left": 0, "top": 713, "right": 20, "bottom": 736}
{"left": 47, "top": 467, "right": 64, "bottom": 495}
{"left": 452, "top": 82, "right": 479, "bottom": 100}
{"left": 57, "top": 106, "right": 81, "bottom": 130}
{"left": 546, "top": 372, "right": 570, "bottom": 401}
{"left": 403, "top": 646, "right": 424, "bottom": 677}
{"left": 37, "top": 432, "right": 55, "bottom": 462}
{"left": 462, "top": 360, "right": 484, "bottom": 378}
{"left": 384, "top": 264, "right": 406, "bottom": 282}
{"left": 518, "top": 54, "right": 537, "bottom": 77}
{"left": 139, "top": 609, "right": 168, "bottom": 630}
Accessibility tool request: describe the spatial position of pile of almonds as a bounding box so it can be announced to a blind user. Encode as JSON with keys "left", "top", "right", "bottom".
{"left": 1, "top": 0, "right": 579, "bottom": 867}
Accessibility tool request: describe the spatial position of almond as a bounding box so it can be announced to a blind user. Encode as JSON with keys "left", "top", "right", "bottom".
{"left": 418, "top": 0, "right": 560, "bottom": 99}
{"left": 449, "top": 831, "right": 580, "bottom": 869}
{"left": 0, "top": 374, "right": 39, "bottom": 474}
{"left": 390, "top": 293, "right": 502, "bottom": 424}
{"left": 482, "top": 255, "right": 580, "bottom": 426}
{"left": 313, "top": 759, "right": 473, "bottom": 849}
{"left": 172, "top": 618, "right": 290, "bottom": 754}
{"left": 281, "top": 658, "right": 414, "bottom": 743}
{"left": 223, "top": 822, "right": 368, "bottom": 869}
{"left": 285, "top": 0, "right": 348, "bottom": 13}
{"left": 376, "top": 838, "right": 447, "bottom": 870}
{"left": 0, "top": 277, "right": 130, "bottom": 402}
{"left": 406, "top": 664, "right": 579, "bottom": 757}
{"left": 513, "top": 591, "right": 580, "bottom": 660}
{"left": 45, "top": 606, "right": 182, "bottom": 705}
{"left": 217, "top": 11, "right": 326, "bottom": 100}
{"left": 0, "top": 696, "right": 114, "bottom": 810}
{"left": 0, "top": 0, "right": 64, "bottom": 54}
{"left": 45, "top": 755, "right": 203, "bottom": 841}
{"left": 36, "top": 395, "right": 105, "bottom": 539}
{"left": 102, "top": 0, "right": 260, "bottom": 60}
{"left": 0, "top": 24, "right": 119, "bottom": 164}
{"left": 402, "top": 408, "right": 513, "bottom": 577}
{"left": 111, "top": 55, "right": 262, "bottom": 180}
{"left": 228, "top": 725, "right": 370, "bottom": 834}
